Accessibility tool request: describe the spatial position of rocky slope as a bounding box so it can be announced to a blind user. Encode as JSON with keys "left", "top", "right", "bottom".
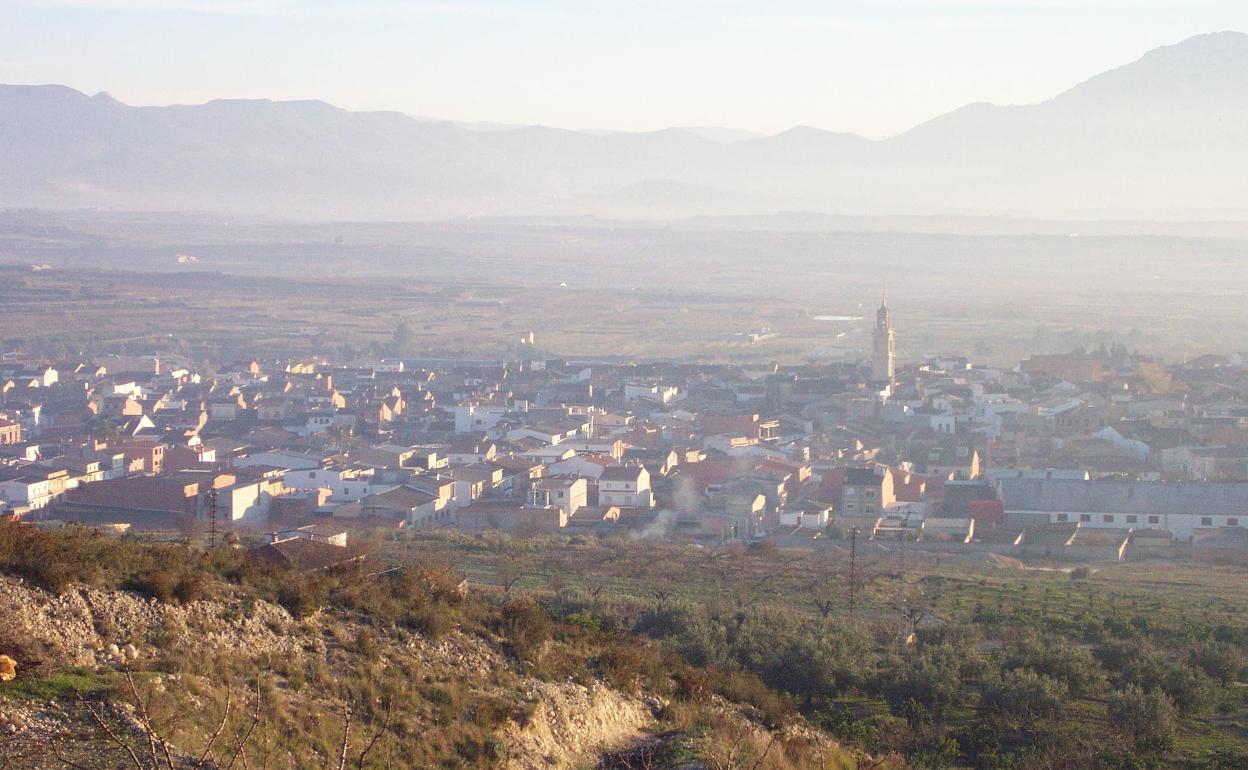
{"left": 0, "top": 576, "right": 663, "bottom": 769}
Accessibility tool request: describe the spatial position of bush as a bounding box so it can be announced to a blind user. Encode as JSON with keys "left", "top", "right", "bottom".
{"left": 500, "top": 596, "right": 551, "bottom": 661}
{"left": 882, "top": 653, "right": 962, "bottom": 723}
{"left": 0, "top": 522, "right": 107, "bottom": 591}
{"left": 1190, "top": 641, "right": 1242, "bottom": 686}
{"left": 1004, "top": 635, "right": 1106, "bottom": 696}
{"left": 1113, "top": 650, "right": 1217, "bottom": 714}
{"left": 817, "top": 701, "right": 882, "bottom": 751}
{"left": 124, "top": 565, "right": 206, "bottom": 605}
{"left": 980, "top": 669, "right": 1067, "bottom": 725}
{"left": 277, "top": 579, "right": 325, "bottom": 619}
{"left": 597, "top": 639, "right": 655, "bottom": 694}
{"left": 708, "top": 667, "right": 792, "bottom": 728}
{"left": 1107, "top": 685, "right": 1176, "bottom": 749}
{"left": 910, "top": 735, "right": 960, "bottom": 770}
{"left": 635, "top": 602, "right": 700, "bottom": 640}
{"left": 402, "top": 605, "right": 448, "bottom": 639}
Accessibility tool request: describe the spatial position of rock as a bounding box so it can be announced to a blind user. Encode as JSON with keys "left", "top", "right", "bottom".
{"left": 0, "top": 654, "right": 16, "bottom": 682}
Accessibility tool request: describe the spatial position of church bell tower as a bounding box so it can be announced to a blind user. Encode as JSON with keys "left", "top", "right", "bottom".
{"left": 872, "top": 296, "right": 895, "bottom": 382}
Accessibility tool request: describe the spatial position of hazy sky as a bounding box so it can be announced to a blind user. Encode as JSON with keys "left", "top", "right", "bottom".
{"left": 4, "top": 0, "right": 1248, "bottom": 137}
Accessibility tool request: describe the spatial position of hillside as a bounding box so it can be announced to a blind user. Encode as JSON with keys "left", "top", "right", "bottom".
{"left": 4, "top": 32, "right": 1248, "bottom": 219}
{"left": 0, "top": 523, "right": 867, "bottom": 770}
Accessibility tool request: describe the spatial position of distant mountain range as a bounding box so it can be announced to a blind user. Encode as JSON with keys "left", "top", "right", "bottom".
{"left": 4, "top": 32, "right": 1248, "bottom": 221}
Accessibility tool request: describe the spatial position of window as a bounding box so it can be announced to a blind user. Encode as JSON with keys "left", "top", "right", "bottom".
{"left": 1103, "top": 515, "right": 1114, "bottom": 523}
{"left": 1126, "top": 515, "right": 1138, "bottom": 524}
{"left": 1202, "top": 517, "right": 1213, "bottom": 526}
{"left": 1080, "top": 514, "right": 1091, "bottom": 522}
{"left": 1148, "top": 515, "right": 1160, "bottom": 525}
{"left": 1056, "top": 513, "right": 1069, "bottom": 522}
{"left": 1229, "top": 518, "right": 1240, "bottom": 527}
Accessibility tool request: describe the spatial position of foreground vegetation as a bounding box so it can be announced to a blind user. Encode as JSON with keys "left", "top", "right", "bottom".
{"left": 8, "top": 521, "right": 1248, "bottom": 768}
{"left": 381, "top": 530, "right": 1248, "bottom": 769}
{"left": 0, "top": 522, "right": 870, "bottom": 769}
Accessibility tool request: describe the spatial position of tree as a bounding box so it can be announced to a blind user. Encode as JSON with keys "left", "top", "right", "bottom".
{"left": 882, "top": 654, "right": 961, "bottom": 724}
{"left": 326, "top": 423, "right": 357, "bottom": 453}
{"left": 496, "top": 553, "right": 527, "bottom": 595}
{"left": 391, "top": 321, "right": 417, "bottom": 355}
{"left": 1003, "top": 635, "right": 1106, "bottom": 697}
{"left": 1108, "top": 685, "right": 1177, "bottom": 749}
{"left": 979, "top": 670, "right": 1067, "bottom": 726}
{"left": 1138, "top": 362, "right": 1173, "bottom": 395}
{"left": 1190, "top": 641, "right": 1243, "bottom": 686}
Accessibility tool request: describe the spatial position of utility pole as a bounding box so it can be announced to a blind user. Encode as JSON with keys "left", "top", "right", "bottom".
{"left": 207, "top": 489, "right": 218, "bottom": 549}
{"left": 896, "top": 529, "right": 909, "bottom": 628}
{"left": 848, "top": 526, "right": 860, "bottom": 618}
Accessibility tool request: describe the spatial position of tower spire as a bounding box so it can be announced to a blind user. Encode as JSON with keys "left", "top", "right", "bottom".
{"left": 872, "top": 292, "right": 895, "bottom": 383}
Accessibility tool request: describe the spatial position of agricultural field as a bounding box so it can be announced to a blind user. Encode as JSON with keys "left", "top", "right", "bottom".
{"left": 6, "top": 211, "right": 1248, "bottom": 366}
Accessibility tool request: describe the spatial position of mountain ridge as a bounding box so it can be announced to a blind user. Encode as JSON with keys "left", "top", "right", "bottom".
{"left": 4, "top": 32, "right": 1248, "bottom": 219}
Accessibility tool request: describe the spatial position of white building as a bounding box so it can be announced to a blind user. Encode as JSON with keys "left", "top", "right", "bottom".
{"left": 598, "top": 465, "right": 654, "bottom": 508}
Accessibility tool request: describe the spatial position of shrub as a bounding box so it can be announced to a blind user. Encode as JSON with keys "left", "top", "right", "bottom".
{"left": 817, "top": 701, "right": 882, "bottom": 751}
{"left": 1112, "top": 650, "right": 1217, "bottom": 714}
{"left": 882, "top": 654, "right": 962, "bottom": 723}
{"left": 597, "top": 639, "right": 651, "bottom": 694}
{"left": 0, "top": 522, "right": 106, "bottom": 591}
{"left": 501, "top": 596, "right": 551, "bottom": 661}
{"left": 635, "top": 602, "right": 699, "bottom": 640}
{"left": 1190, "top": 641, "right": 1242, "bottom": 686}
{"left": 1107, "top": 685, "right": 1176, "bottom": 749}
{"left": 1004, "top": 635, "right": 1106, "bottom": 696}
{"left": 979, "top": 669, "right": 1067, "bottom": 725}
{"left": 124, "top": 563, "right": 206, "bottom": 605}
{"left": 910, "top": 735, "right": 960, "bottom": 770}
{"left": 708, "top": 667, "right": 792, "bottom": 728}
{"left": 277, "top": 578, "right": 325, "bottom": 619}
{"left": 402, "top": 606, "right": 448, "bottom": 639}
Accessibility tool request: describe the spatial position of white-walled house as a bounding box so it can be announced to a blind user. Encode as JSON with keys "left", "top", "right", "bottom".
{"left": 598, "top": 465, "right": 654, "bottom": 508}
{"left": 624, "top": 382, "right": 679, "bottom": 404}
{"left": 282, "top": 467, "right": 374, "bottom": 501}
{"left": 0, "top": 475, "right": 53, "bottom": 509}
{"left": 529, "top": 477, "right": 587, "bottom": 516}
{"left": 455, "top": 404, "right": 509, "bottom": 434}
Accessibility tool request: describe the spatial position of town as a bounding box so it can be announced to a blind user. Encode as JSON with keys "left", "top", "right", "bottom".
{"left": 3, "top": 296, "right": 1247, "bottom": 569}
